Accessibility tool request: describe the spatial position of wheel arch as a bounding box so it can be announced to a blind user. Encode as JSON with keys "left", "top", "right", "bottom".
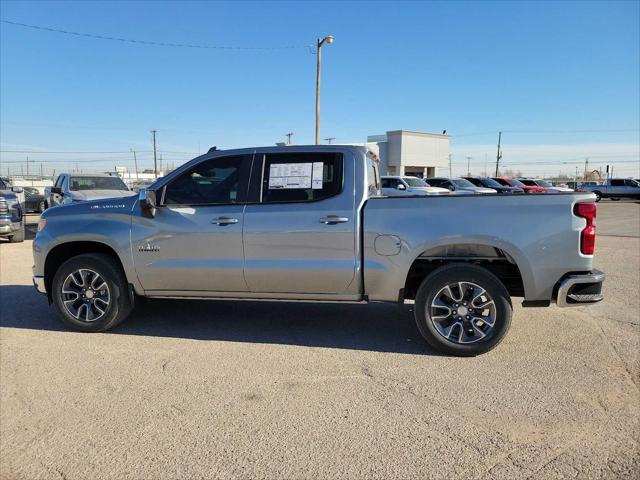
{"left": 44, "top": 241, "right": 128, "bottom": 301}
{"left": 403, "top": 241, "right": 531, "bottom": 301}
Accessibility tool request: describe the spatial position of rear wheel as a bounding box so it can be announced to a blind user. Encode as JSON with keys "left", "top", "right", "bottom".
{"left": 52, "top": 253, "right": 133, "bottom": 332}
{"left": 414, "top": 264, "right": 512, "bottom": 356}
{"left": 593, "top": 191, "right": 602, "bottom": 202}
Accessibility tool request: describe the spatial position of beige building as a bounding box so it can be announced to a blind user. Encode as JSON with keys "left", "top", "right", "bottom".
{"left": 367, "top": 130, "right": 450, "bottom": 178}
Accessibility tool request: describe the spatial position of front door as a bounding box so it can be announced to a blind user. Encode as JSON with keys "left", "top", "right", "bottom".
{"left": 243, "top": 151, "right": 357, "bottom": 295}
{"left": 131, "top": 154, "right": 253, "bottom": 293}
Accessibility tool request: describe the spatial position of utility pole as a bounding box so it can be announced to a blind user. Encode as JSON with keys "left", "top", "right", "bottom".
{"left": 495, "top": 131, "right": 502, "bottom": 177}
{"left": 159, "top": 154, "right": 163, "bottom": 175}
{"left": 484, "top": 153, "right": 487, "bottom": 176}
{"left": 26, "top": 156, "right": 29, "bottom": 176}
{"left": 583, "top": 157, "right": 589, "bottom": 181}
{"left": 131, "top": 149, "right": 139, "bottom": 181}
{"left": 466, "top": 156, "right": 472, "bottom": 176}
{"left": 448, "top": 154, "right": 452, "bottom": 177}
{"left": 40, "top": 163, "right": 43, "bottom": 177}
{"left": 324, "top": 137, "right": 335, "bottom": 144}
{"left": 151, "top": 129, "right": 158, "bottom": 178}
{"left": 285, "top": 132, "right": 294, "bottom": 145}
{"left": 315, "top": 35, "right": 334, "bottom": 145}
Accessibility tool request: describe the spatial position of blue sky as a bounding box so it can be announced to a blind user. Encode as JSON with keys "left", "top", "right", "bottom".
{"left": 1, "top": 0, "right": 638, "bottom": 177}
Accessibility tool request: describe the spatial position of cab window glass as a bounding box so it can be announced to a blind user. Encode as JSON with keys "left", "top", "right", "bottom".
{"left": 262, "top": 153, "right": 343, "bottom": 203}
{"left": 164, "top": 155, "right": 251, "bottom": 205}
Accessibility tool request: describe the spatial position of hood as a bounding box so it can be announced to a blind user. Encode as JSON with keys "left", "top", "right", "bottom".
{"left": 409, "top": 186, "right": 451, "bottom": 194}
{"left": 464, "top": 186, "right": 497, "bottom": 194}
{"left": 69, "top": 189, "right": 136, "bottom": 201}
{"left": 42, "top": 193, "right": 139, "bottom": 219}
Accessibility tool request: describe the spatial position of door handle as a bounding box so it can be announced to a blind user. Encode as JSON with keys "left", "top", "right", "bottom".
{"left": 211, "top": 217, "right": 239, "bottom": 225}
{"left": 319, "top": 215, "right": 349, "bottom": 224}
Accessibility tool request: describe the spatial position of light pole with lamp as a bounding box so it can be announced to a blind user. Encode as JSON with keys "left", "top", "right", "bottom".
{"left": 315, "top": 35, "right": 334, "bottom": 145}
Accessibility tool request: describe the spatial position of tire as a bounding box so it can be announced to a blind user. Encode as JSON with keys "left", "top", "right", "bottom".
{"left": 593, "top": 191, "right": 602, "bottom": 202}
{"left": 9, "top": 222, "right": 25, "bottom": 243}
{"left": 52, "top": 253, "right": 133, "bottom": 332}
{"left": 38, "top": 201, "right": 45, "bottom": 213}
{"left": 414, "top": 264, "right": 512, "bottom": 356}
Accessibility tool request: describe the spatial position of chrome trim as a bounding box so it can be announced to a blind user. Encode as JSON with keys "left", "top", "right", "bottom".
{"left": 556, "top": 270, "right": 605, "bottom": 308}
{"left": 32, "top": 276, "right": 46, "bottom": 294}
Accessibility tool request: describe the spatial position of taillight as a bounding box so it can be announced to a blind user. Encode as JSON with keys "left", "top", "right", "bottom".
{"left": 574, "top": 202, "right": 596, "bottom": 255}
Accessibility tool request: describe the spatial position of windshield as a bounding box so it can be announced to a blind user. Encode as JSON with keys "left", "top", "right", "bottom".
{"left": 479, "top": 177, "right": 502, "bottom": 188}
{"left": 535, "top": 180, "right": 553, "bottom": 187}
{"left": 507, "top": 179, "right": 525, "bottom": 187}
{"left": 403, "top": 177, "right": 427, "bottom": 187}
{"left": 70, "top": 176, "right": 128, "bottom": 191}
{"left": 452, "top": 178, "right": 476, "bottom": 188}
{"left": 519, "top": 179, "right": 537, "bottom": 186}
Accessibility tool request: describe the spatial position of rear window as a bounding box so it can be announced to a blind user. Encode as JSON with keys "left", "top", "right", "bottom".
{"left": 261, "top": 153, "right": 343, "bottom": 203}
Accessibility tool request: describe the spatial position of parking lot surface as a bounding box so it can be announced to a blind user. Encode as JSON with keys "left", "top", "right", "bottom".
{"left": 1, "top": 201, "right": 639, "bottom": 479}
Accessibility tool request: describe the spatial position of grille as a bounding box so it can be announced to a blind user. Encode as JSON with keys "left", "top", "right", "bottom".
{"left": 0, "top": 200, "right": 8, "bottom": 215}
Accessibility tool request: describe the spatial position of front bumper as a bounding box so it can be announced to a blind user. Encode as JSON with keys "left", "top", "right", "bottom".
{"left": 556, "top": 270, "right": 605, "bottom": 307}
{"left": 0, "top": 219, "right": 21, "bottom": 235}
{"left": 33, "top": 276, "right": 46, "bottom": 294}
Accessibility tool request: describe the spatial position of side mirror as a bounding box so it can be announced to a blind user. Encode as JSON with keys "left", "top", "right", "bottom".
{"left": 397, "top": 184, "right": 406, "bottom": 191}
{"left": 11, "top": 186, "right": 24, "bottom": 193}
{"left": 51, "top": 186, "right": 62, "bottom": 195}
{"left": 139, "top": 189, "right": 157, "bottom": 217}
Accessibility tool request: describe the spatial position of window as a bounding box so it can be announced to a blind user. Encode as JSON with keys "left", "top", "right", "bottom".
{"left": 381, "top": 178, "right": 397, "bottom": 188}
{"left": 70, "top": 176, "right": 128, "bottom": 191}
{"left": 611, "top": 179, "right": 624, "bottom": 186}
{"left": 54, "top": 176, "right": 64, "bottom": 188}
{"left": 426, "top": 178, "right": 445, "bottom": 187}
{"left": 366, "top": 154, "right": 381, "bottom": 197}
{"left": 625, "top": 179, "right": 638, "bottom": 187}
{"left": 164, "top": 155, "right": 251, "bottom": 206}
{"left": 403, "top": 177, "right": 426, "bottom": 187}
{"left": 261, "top": 153, "right": 343, "bottom": 203}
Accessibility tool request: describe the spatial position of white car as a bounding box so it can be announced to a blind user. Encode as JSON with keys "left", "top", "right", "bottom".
{"left": 381, "top": 176, "right": 450, "bottom": 196}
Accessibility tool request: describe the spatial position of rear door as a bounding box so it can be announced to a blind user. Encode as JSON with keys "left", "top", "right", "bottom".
{"left": 243, "top": 150, "right": 357, "bottom": 295}
{"left": 131, "top": 154, "right": 253, "bottom": 293}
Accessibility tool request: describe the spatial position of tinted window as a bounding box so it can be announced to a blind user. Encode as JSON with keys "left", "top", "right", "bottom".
{"left": 611, "top": 179, "right": 624, "bottom": 186}
{"left": 479, "top": 177, "right": 501, "bottom": 188}
{"left": 464, "top": 177, "right": 483, "bottom": 187}
{"left": 261, "top": 153, "right": 343, "bottom": 203}
{"left": 536, "top": 180, "right": 553, "bottom": 187}
{"left": 381, "top": 178, "right": 394, "bottom": 188}
{"left": 626, "top": 179, "right": 639, "bottom": 187}
{"left": 519, "top": 179, "right": 536, "bottom": 186}
{"left": 426, "top": 178, "right": 445, "bottom": 187}
{"left": 164, "top": 155, "right": 251, "bottom": 205}
{"left": 452, "top": 178, "right": 476, "bottom": 188}
{"left": 70, "top": 176, "right": 128, "bottom": 191}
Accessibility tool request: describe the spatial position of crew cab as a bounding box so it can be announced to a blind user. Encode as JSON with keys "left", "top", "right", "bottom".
{"left": 33, "top": 146, "right": 605, "bottom": 356}
{"left": 579, "top": 178, "right": 640, "bottom": 202}
{"left": 45, "top": 172, "right": 133, "bottom": 209}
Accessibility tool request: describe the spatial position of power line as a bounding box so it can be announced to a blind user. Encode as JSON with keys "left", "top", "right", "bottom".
{"left": 1, "top": 19, "right": 308, "bottom": 50}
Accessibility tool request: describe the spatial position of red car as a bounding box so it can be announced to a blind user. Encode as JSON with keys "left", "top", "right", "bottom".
{"left": 492, "top": 177, "right": 546, "bottom": 193}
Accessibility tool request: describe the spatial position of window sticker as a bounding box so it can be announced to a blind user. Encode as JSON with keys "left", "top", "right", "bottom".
{"left": 269, "top": 163, "right": 313, "bottom": 189}
{"left": 312, "top": 162, "right": 324, "bottom": 189}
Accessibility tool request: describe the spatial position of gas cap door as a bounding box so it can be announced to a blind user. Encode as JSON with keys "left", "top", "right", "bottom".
{"left": 374, "top": 234, "right": 402, "bottom": 256}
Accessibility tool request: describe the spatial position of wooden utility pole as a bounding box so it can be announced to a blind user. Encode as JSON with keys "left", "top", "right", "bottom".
{"left": 131, "top": 149, "right": 139, "bottom": 181}
{"left": 495, "top": 131, "right": 502, "bottom": 176}
{"left": 151, "top": 130, "right": 158, "bottom": 178}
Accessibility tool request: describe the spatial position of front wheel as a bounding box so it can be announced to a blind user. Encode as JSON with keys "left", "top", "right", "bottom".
{"left": 414, "top": 264, "right": 512, "bottom": 356}
{"left": 593, "top": 191, "right": 602, "bottom": 202}
{"left": 52, "top": 253, "right": 133, "bottom": 332}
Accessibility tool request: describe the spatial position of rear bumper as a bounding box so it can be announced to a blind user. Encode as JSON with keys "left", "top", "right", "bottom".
{"left": 555, "top": 269, "right": 605, "bottom": 307}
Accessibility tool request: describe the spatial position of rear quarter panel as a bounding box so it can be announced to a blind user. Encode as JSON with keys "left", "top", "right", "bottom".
{"left": 363, "top": 193, "right": 597, "bottom": 302}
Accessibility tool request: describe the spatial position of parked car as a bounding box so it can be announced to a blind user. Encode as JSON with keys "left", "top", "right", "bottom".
{"left": 492, "top": 177, "right": 546, "bottom": 194}
{"left": 45, "top": 173, "right": 134, "bottom": 208}
{"left": 566, "top": 181, "right": 599, "bottom": 191}
{"left": 33, "top": 145, "right": 605, "bottom": 356}
{"left": 463, "top": 177, "right": 524, "bottom": 194}
{"left": 381, "top": 176, "right": 450, "bottom": 196}
{"left": 579, "top": 178, "right": 640, "bottom": 202}
{"left": 425, "top": 177, "right": 497, "bottom": 194}
{"left": 518, "top": 179, "right": 573, "bottom": 193}
{"left": 0, "top": 177, "right": 25, "bottom": 242}
{"left": 23, "top": 186, "right": 46, "bottom": 213}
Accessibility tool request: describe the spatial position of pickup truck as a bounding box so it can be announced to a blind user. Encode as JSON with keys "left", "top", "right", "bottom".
{"left": 579, "top": 178, "right": 640, "bottom": 202}
{"left": 0, "top": 177, "right": 25, "bottom": 243}
{"left": 45, "top": 172, "right": 133, "bottom": 209}
{"left": 32, "top": 145, "right": 605, "bottom": 356}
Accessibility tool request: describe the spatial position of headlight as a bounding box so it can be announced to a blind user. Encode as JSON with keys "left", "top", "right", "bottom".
{"left": 37, "top": 217, "right": 47, "bottom": 233}
{"left": 10, "top": 204, "right": 22, "bottom": 220}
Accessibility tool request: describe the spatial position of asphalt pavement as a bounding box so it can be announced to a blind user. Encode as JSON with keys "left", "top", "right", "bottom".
{"left": 0, "top": 201, "right": 638, "bottom": 479}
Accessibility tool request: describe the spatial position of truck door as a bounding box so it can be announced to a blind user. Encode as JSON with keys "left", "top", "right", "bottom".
{"left": 243, "top": 151, "right": 357, "bottom": 295}
{"left": 131, "top": 154, "right": 253, "bottom": 293}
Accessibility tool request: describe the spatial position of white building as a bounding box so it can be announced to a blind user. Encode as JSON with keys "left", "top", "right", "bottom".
{"left": 367, "top": 130, "right": 450, "bottom": 178}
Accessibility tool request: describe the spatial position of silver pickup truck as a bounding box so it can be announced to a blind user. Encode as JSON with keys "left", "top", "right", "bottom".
{"left": 32, "top": 145, "right": 604, "bottom": 356}
{"left": 579, "top": 178, "right": 640, "bottom": 202}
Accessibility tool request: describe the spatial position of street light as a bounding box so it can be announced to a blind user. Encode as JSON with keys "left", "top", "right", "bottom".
{"left": 315, "top": 35, "right": 334, "bottom": 145}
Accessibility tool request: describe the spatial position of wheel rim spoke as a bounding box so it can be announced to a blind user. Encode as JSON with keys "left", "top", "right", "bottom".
{"left": 429, "top": 280, "right": 497, "bottom": 345}
{"left": 61, "top": 269, "right": 110, "bottom": 323}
